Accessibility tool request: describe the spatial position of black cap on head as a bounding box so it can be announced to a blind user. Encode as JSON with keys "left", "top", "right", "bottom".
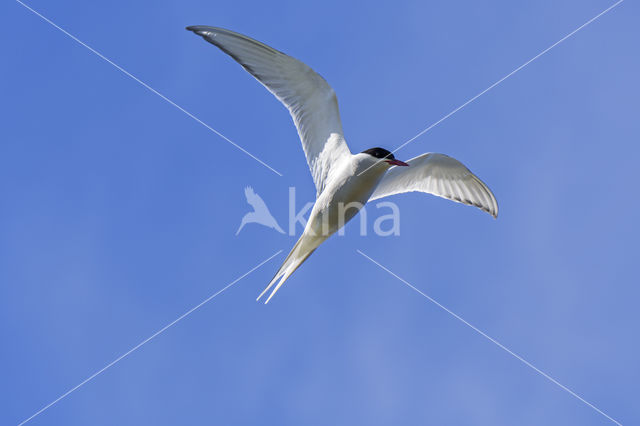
{"left": 361, "top": 147, "right": 395, "bottom": 160}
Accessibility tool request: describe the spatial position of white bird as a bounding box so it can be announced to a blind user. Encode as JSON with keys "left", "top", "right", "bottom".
{"left": 187, "top": 26, "right": 498, "bottom": 303}
{"left": 236, "top": 186, "right": 285, "bottom": 235}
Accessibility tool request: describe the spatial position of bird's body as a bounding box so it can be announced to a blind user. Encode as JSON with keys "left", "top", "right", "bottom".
{"left": 258, "top": 153, "right": 391, "bottom": 302}
{"left": 187, "top": 26, "right": 498, "bottom": 303}
{"left": 307, "top": 153, "right": 388, "bottom": 237}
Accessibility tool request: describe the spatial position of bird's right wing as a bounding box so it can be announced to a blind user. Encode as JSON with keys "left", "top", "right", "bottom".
{"left": 370, "top": 153, "right": 498, "bottom": 218}
{"left": 187, "top": 26, "right": 351, "bottom": 195}
{"left": 244, "top": 186, "right": 266, "bottom": 210}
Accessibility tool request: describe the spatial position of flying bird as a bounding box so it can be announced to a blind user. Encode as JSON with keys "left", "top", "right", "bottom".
{"left": 236, "top": 186, "right": 285, "bottom": 235}
{"left": 187, "top": 26, "right": 498, "bottom": 303}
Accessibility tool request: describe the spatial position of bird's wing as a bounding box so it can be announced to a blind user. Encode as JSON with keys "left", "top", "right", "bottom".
{"left": 370, "top": 153, "right": 498, "bottom": 218}
{"left": 187, "top": 26, "right": 351, "bottom": 195}
{"left": 244, "top": 186, "right": 256, "bottom": 200}
{"left": 244, "top": 186, "right": 268, "bottom": 211}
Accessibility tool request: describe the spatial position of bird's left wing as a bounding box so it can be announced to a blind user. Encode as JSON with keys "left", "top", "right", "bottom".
{"left": 187, "top": 26, "right": 351, "bottom": 195}
{"left": 370, "top": 153, "right": 498, "bottom": 218}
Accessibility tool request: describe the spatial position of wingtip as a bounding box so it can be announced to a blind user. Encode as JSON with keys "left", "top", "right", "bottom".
{"left": 185, "top": 25, "right": 210, "bottom": 34}
{"left": 186, "top": 25, "right": 224, "bottom": 34}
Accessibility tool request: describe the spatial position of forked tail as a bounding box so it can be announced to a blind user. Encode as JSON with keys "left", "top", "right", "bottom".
{"left": 257, "top": 234, "right": 323, "bottom": 304}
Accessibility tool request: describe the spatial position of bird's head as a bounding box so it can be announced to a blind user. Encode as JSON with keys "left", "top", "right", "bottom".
{"left": 360, "top": 147, "right": 409, "bottom": 168}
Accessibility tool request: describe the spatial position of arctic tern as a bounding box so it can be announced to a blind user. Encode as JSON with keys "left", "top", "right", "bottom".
{"left": 187, "top": 26, "right": 498, "bottom": 303}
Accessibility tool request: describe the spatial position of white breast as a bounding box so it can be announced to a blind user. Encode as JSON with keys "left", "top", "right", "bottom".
{"left": 304, "top": 155, "right": 389, "bottom": 237}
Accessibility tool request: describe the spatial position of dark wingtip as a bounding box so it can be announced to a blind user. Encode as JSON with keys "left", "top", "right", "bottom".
{"left": 186, "top": 25, "right": 209, "bottom": 34}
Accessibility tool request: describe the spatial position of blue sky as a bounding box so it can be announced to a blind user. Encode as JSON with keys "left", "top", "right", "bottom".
{"left": 2, "top": 0, "right": 638, "bottom": 424}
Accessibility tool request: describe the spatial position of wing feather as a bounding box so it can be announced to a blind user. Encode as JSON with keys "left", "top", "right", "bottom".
{"left": 187, "top": 26, "right": 351, "bottom": 194}
{"left": 370, "top": 153, "right": 498, "bottom": 218}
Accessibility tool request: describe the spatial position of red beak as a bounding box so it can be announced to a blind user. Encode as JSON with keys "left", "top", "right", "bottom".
{"left": 385, "top": 159, "right": 410, "bottom": 167}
